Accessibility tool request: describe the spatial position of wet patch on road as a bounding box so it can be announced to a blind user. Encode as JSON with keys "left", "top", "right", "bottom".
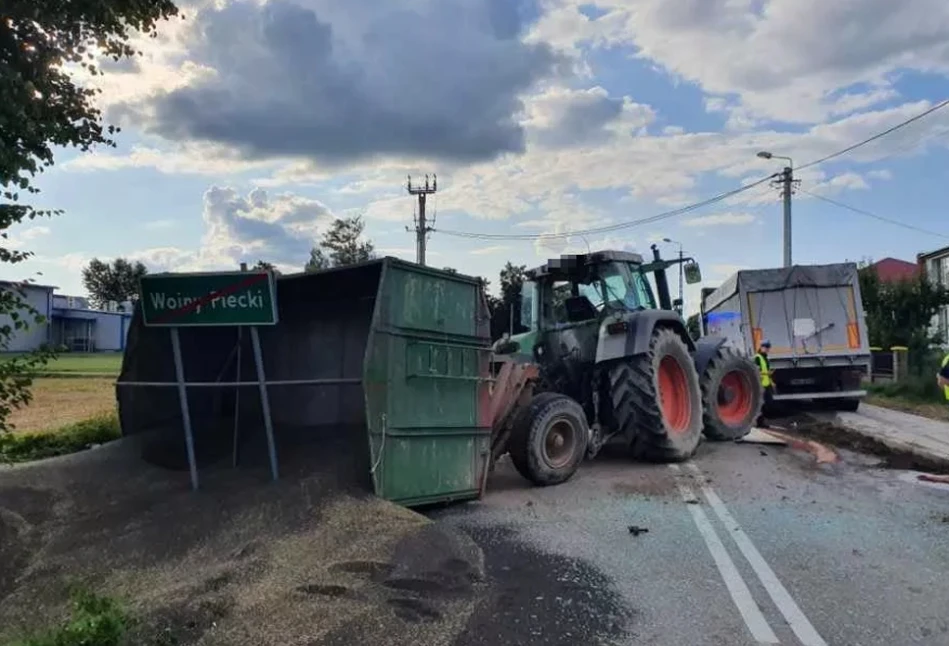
{"left": 451, "top": 524, "right": 631, "bottom": 646}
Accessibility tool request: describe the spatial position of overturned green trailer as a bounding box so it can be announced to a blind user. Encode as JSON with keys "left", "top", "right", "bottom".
{"left": 117, "top": 258, "right": 494, "bottom": 506}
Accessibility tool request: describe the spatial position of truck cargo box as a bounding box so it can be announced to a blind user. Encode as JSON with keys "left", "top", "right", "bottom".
{"left": 701, "top": 263, "right": 870, "bottom": 404}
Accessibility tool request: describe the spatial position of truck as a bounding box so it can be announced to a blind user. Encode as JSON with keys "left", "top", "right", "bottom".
{"left": 699, "top": 263, "right": 871, "bottom": 411}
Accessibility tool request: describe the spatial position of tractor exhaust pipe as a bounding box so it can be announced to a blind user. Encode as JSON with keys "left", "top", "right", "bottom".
{"left": 650, "top": 244, "right": 673, "bottom": 311}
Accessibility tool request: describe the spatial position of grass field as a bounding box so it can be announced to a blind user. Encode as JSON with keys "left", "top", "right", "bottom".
{"left": 8, "top": 378, "right": 117, "bottom": 434}
{"left": 37, "top": 352, "right": 123, "bottom": 375}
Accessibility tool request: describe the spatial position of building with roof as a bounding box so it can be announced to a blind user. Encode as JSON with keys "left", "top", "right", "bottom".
{"left": 868, "top": 257, "right": 919, "bottom": 284}
{"left": 918, "top": 245, "right": 949, "bottom": 345}
{"left": 0, "top": 281, "right": 132, "bottom": 353}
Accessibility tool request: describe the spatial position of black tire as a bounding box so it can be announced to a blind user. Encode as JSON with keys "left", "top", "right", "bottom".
{"left": 827, "top": 397, "right": 860, "bottom": 412}
{"left": 609, "top": 328, "right": 703, "bottom": 463}
{"left": 508, "top": 392, "right": 589, "bottom": 487}
{"left": 700, "top": 346, "right": 763, "bottom": 441}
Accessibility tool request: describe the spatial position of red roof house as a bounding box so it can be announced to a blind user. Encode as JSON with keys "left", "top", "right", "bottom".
{"left": 869, "top": 257, "right": 919, "bottom": 283}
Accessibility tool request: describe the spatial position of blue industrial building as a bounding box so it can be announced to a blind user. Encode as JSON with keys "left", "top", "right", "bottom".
{"left": 0, "top": 281, "right": 132, "bottom": 353}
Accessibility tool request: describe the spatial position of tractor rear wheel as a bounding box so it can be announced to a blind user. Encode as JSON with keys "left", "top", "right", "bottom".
{"left": 609, "top": 328, "right": 703, "bottom": 463}
{"left": 509, "top": 392, "right": 589, "bottom": 486}
{"left": 700, "top": 346, "right": 762, "bottom": 441}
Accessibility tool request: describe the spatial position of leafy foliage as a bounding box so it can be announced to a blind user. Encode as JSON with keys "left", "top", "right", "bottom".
{"left": 7, "top": 588, "right": 127, "bottom": 646}
{"left": 686, "top": 313, "right": 701, "bottom": 340}
{"left": 859, "top": 262, "right": 949, "bottom": 376}
{"left": 0, "top": 283, "right": 54, "bottom": 431}
{"left": 0, "top": 411, "right": 120, "bottom": 464}
{"left": 304, "top": 215, "right": 375, "bottom": 272}
{"left": 485, "top": 262, "right": 527, "bottom": 340}
{"left": 1, "top": 0, "right": 179, "bottom": 432}
{"left": 253, "top": 260, "right": 280, "bottom": 274}
{"left": 81, "top": 258, "right": 147, "bottom": 309}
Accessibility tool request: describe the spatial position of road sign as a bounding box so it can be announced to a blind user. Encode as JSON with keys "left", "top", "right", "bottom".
{"left": 139, "top": 271, "right": 278, "bottom": 327}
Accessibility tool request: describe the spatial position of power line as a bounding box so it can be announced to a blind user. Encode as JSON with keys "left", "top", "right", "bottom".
{"left": 798, "top": 187, "right": 949, "bottom": 239}
{"left": 797, "top": 98, "right": 949, "bottom": 171}
{"left": 430, "top": 98, "right": 949, "bottom": 244}
{"left": 435, "top": 174, "right": 777, "bottom": 241}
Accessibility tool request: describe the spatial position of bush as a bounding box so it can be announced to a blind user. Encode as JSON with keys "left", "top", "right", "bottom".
{"left": 0, "top": 412, "right": 120, "bottom": 464}
{"left": 6, "top": 589, "right": 127, "bottom": 646}
{"left": 868, "top": 376, "right": 944, "bottom": 404}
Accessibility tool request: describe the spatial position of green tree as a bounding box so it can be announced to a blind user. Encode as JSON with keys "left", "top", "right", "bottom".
{"left": 304, "top": 215, "right": 375, "bottom": 272}
{"left": 0, "top": 0, "right": 179, "bottom": 430}
{"left": 81, "top": 258, "right": 148, "bottom": 310}
{"left": 686, "top": 313, "right": 701, "bottom": 340}
{"left": 489, "top": 262, "right": 527, "bottom": 340}
{"left": 253, "top": 260, "right": 280, "bottom": 275}
{"left": 858, "top": 262, "right": 949, "bottom": 372}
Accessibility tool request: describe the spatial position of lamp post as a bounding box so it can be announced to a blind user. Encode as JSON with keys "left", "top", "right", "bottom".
{"left": 662, "top": 237, "right": 684, "bottom": 313}
{"left": 757, "top": 151, "right": 794, "bottom": 268}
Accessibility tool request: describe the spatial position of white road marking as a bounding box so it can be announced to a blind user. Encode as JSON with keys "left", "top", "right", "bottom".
{"left": 668, "top": 465, "right": 780, "bottom": 644}
{"left": 685, "top": 463, "right": 829, "bottom": 646}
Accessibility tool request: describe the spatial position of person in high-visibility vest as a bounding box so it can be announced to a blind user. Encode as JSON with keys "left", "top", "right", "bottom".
{"left": 754, "top": 340, "right": 774, "bottom": 428}
{"left": 936, "top": 351, "right": 949, "bottom": 401}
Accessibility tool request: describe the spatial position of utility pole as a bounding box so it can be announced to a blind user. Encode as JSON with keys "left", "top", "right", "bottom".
{"left": 757, "top": 151, "right": 797, "bottom": 268}
{"left": 780, "top": 166, "right": 794, "bottom": 268}
{"left": 407, "top": 174, "right": 437, "bottom": 266}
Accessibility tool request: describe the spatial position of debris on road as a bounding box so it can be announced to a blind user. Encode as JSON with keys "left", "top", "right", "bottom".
{"left": 760, "top": 428, "right": 840, "bottom": 464}
{"left": 627, "top": 526, "right": 650, "bottom": 536}
{"left": 918, "top": 474, "right": 949, "bottom": 485}
{"left": 737, "top": 427, "right": 790, "bottom": 445}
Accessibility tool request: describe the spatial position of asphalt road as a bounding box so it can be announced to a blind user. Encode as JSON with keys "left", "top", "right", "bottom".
{"left": 431, "top": 436, "right": 949, "bottom": 646}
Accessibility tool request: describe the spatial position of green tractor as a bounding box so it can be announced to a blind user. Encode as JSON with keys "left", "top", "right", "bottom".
{"left": 490, "top": 246, "right": 762, "bottom": 486}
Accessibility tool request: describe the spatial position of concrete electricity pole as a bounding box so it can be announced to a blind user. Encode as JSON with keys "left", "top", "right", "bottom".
{"left": 757, "top": 152, "right": 797, "bottom": 267}
{"left": 407, "top": 174, "right": 437, "bottom": 266}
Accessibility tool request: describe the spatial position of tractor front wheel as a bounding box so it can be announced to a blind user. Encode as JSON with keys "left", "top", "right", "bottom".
{"left": 509, "top": 392, "right": 589, "bottom": 486}
{"left": 610, "top": 328, "right": 703, "bottom": 463}
{"left": 700, "top": 346, "right": 762, "bottom": 441}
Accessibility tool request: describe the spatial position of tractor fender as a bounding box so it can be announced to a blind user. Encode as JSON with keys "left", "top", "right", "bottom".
{"left": 595, "top": 309, "right": 695, "bottom": 364}
{"left": 692, "top": 335, "right": 728, "bottom": 377}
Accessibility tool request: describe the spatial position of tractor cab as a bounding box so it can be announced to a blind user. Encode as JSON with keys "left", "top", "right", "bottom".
{"left": 503, "top": 249, "right": 702, "bottom": 356}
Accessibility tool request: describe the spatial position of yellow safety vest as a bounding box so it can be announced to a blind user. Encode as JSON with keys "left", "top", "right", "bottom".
{"left": 754, "top": 353, "right": 772, "bottom": 388}
{"left": 942, "top": 353, "right": 949, "bottom": 401}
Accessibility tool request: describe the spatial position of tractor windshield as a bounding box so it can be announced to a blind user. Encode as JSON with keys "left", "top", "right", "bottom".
{"left": 579, "top": 262, "right": 656, "bottom": 313}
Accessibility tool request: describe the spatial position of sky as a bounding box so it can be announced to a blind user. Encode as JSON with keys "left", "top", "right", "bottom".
{"left": 5, "top": 0, "right": 949, "bottom": 315}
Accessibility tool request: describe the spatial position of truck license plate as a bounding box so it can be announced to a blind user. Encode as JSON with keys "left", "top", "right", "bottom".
{"left": 791, "top": 378, "right": 816, "bottom": 386}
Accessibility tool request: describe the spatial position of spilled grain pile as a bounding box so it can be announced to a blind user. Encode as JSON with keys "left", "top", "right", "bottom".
{"left": 0, "top": 438, "right": 485, "bottom": 646}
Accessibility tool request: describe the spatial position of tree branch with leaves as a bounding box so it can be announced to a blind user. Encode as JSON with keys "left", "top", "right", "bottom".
{"left": 0, "top": 0, "right": 180, "bottom": 430}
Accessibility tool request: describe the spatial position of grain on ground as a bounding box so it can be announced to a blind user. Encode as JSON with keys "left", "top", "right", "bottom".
{"left": 8, "top": 378, "right": 115, "bottom": 433}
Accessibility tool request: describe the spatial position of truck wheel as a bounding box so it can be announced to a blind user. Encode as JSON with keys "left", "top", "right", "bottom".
{"left": 827, "top": 397, "right": 860, "bottom": 412}
{"left": 700, "top": 346, "right": 762, "bottom": 441}
{"left": 508, "top": 392, "right": 589, "bottom": 487}
{"left": 610, "top": 328, "right": 703, "bottom": 463}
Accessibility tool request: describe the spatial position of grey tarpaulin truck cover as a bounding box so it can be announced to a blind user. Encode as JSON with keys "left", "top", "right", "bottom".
{"left": 115, "top": 258, "right": 493, "bottom": 506}
{"left": 701, "top": 263, "right": 871, "bottom": 402}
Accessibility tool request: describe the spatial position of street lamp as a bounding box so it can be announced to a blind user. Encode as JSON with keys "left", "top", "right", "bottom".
{"left": 756, "top": 151, "right": 794, "bottom": 268}
{"left": 662, "top": 237, "right": 684, "bottom": 313}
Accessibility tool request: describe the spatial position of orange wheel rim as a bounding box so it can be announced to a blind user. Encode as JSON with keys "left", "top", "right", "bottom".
{"left": 658, "top": 356, "right": 691, "bottom": 434}
{"left": 717, "top": 371, "right": 752, "bottom": 426}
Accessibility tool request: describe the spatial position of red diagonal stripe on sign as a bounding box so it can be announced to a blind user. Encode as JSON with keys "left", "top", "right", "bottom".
{"left": 151, "top": 272, "right": 270, "bottom": 324}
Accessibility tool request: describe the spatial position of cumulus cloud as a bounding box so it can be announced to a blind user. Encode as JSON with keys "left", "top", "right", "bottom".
{"left": 125, "top": 187, "right": 334, "bottom": 274}
{"left": 532, "top": 0, "right": 949, "bottom": 123}
{"left": 524, "top": 86, "right": 654, "bottom": 148}
{"left": 117, "top": 0, "right": 563, "bottom": 166}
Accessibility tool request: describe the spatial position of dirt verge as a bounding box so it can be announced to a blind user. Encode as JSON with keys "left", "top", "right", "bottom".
{"left": 772, "top": 412, "right": 949, "bottom": 475}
